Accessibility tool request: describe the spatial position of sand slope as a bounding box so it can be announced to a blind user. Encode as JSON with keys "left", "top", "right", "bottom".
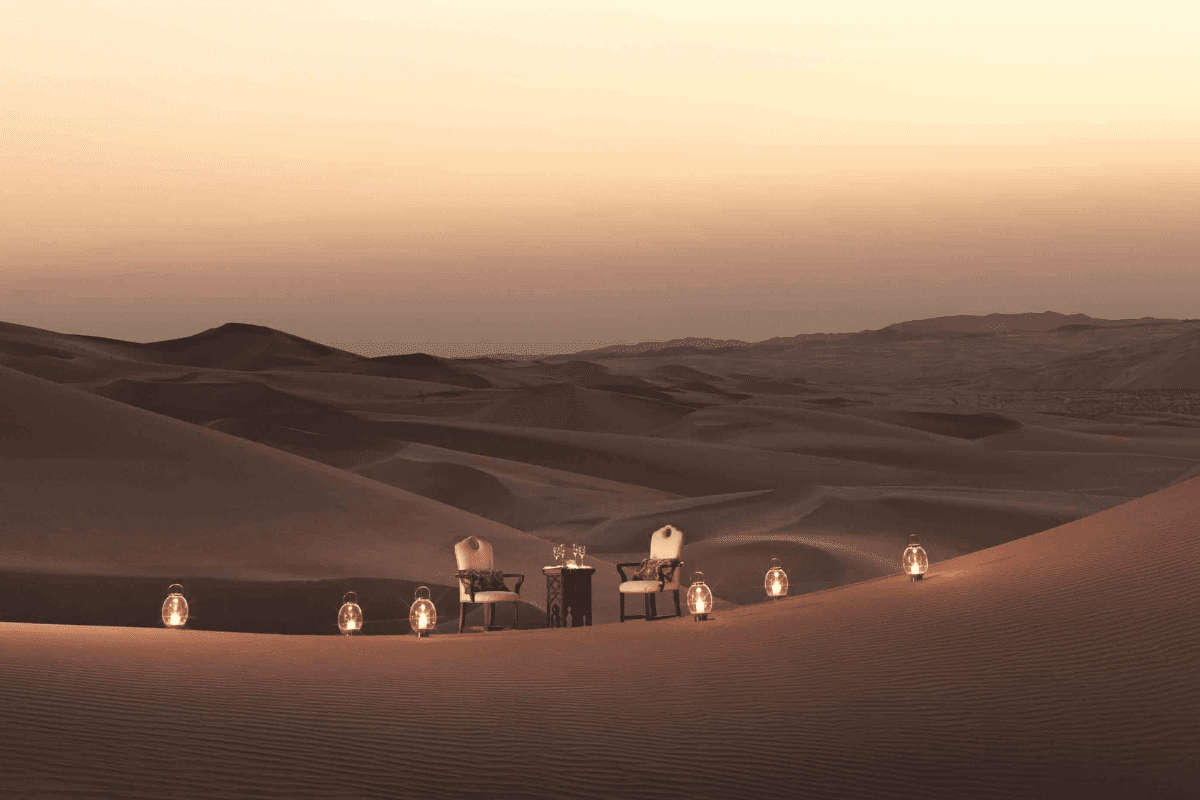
{"left": 0, "top": 365, "right": 558, "bottom": 590}
{"left": 990, "top": 326, "right": 1200, "bottom": 391}
{"left": 3, "top": 475, "right": 1197, "bottom": 799}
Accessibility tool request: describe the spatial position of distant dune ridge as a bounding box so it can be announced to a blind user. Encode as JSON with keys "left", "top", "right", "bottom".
{"left": 1, "top": 311, "right": 1199, "bottom": 796}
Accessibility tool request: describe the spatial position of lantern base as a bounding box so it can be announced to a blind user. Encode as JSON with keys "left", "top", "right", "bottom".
{"left": 415, "top": 629, "right": 432, "bottom": 638}
{"left": 910, "top": 573, "right": 924, "bottom": 581}
{"left": 692, "top": 613, "right": 710, "bottom": 621}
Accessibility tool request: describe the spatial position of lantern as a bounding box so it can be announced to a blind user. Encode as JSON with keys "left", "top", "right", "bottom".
{"left": 410, "top": 586, "right": 437, "bottom": 637}
{"left": 687, "top": 572, "right": 713, "bottom": 621}
{"left": 765, "top": 558, "right": 788, "bottom": 599}
{"left": 338, "top": 591, "right": 363, "bottom": 635}
{"left": 161, "top": 584, "right": 188, "bottom": 628}
{"left": 902, "top": 534, "right": 929, "bottom": 581}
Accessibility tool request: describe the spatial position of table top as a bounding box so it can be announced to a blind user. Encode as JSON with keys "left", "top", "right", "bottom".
{"left": 542, "top": 565, "right": 596, "bottom": 575}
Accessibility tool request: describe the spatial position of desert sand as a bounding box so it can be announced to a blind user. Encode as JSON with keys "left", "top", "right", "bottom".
{"left": 2, "top": 313, "right": 1199, "bottom": 797}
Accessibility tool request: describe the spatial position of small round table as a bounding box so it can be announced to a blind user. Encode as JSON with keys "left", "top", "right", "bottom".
{"left": 542, "top": 566, "right": 595, "bottom": 628}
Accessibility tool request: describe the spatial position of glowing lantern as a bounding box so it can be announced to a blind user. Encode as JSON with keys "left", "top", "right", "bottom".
{"left": 161, "top": 584, "right": 188, "bottom": 628}
{"left": 409, "top": 585, "right": 437, "bottom": 637}
{"left": 338, "top": 591, "right": 363, "bottom": 635}
{"left": 687, "top": 572, "right": 713, "bottom": 621}
{"left": 902, "top": 534, "right": 929, "bottom": 581}
{"left": 765, "top": 558, "right": 788, "bottom": 599}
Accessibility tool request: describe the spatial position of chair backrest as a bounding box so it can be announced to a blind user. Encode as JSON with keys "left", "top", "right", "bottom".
{"left": 455, "top": 536, "right": 495, "bottom": 601}
{"left": 455, "top": 535, "right": 495, "bottom": 571}
{"left": 649, "top": 525, "right": 684, "bottom": 560}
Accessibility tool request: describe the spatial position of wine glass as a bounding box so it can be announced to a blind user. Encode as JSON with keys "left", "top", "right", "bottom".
{"left": 553, "top": 544, "right": 566, "bottom": 566}
{"left": 573, "top": 544, "right": 586, "bottom": 567}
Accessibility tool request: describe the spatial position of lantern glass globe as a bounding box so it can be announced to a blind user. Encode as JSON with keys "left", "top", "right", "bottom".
{"left": 903, "top": 534, "right": 929, "bottom": 579}
{"left": 338, "top": 592, "right": 364, "bottom": 635}
{"left": 409, "top": 586, "right": 437, "bottom": 636}
{"left": 765, "top": 558, "right": 788, "bottom": 599}
{"left": 687, "top": 572, "right": 713, "bottom": 620}
{"left": 161, "top": 584, "right": 188, "bottom": 628}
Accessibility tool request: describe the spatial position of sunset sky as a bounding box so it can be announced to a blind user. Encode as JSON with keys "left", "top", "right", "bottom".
{"left": 3, "top": 1, "right": 1199, "bottom": 354}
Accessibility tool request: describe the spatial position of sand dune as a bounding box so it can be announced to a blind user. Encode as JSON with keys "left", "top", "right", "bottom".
{"left": 350, "top": 441, "right": 681, "bottom": 534}
{"left": 652, "top": 363, "right": 726, "bottom": 382}
{"left": 362, "top": 414, "right": 924, "bottom": 495}
{"left": 347, "top": 356, "right": 496, "bottom": 389}
{"left": 3, "top": 476, "right": 1196, "bottom": 798}
{"left": 5, "top": 316, "right": 1199, "bottom": 616}
{"left": 0, "top": 364, "right": 556, "bottom": 589}
{"left": 73, "top": 322, "right": 364, "bottom": 371}
{"left": 879, "top": 310, "right": 1144, "bottom": 335}
{"left": 983, "top": 326, "right": 1200, "bottom": 392}
{"left": 468, "top": 382, "right": 694, "bottom": 435}
{"left": 0, "top": 320, "right": 143, "bottom": 382}
{"left": 353, "top": 451, "right": 521, "bottom": 527}
{"left": 575, "top": 484, "right": 1124, "bottom": 602}
{"left": 91, "top": 377, "right": 356, "bottom": 427}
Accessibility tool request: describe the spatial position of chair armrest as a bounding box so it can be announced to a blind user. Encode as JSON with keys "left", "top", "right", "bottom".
{"left": 615, "top": 562, "right": 642, "bottom": 582}
{"left": 455, "top": 570, "right": 477, "bottom": 602}
{"left": 502, "top": 573, "right": 525, "bottom": 595}
{"left": 656, "top": 559, "right": 683, "bottom": 590}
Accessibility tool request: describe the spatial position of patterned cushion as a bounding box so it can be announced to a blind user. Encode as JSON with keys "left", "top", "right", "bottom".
{"left": 634, "top": 558, "right": 675, "bottom": 583}
{"left": 461, "top": 569, "right": 507, "bottom": 595}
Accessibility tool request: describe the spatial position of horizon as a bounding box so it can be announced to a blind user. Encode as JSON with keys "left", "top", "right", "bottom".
{"left": 5, "top": 306, "right": 1197, "bottom": 360}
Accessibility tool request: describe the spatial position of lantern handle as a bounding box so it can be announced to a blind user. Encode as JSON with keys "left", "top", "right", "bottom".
{"left": 414, "top": 585, "right": 431, "bottom": 601}
{"left": 168, "top": 583, "right": 184, "bottom": 595}
{"left": 343, "top": 591, "right": 358, "bottom": 605}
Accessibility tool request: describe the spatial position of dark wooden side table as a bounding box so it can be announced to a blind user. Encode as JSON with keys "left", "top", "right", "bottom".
{"left": 542, "top": 566, "right": 595, "bottom": 628}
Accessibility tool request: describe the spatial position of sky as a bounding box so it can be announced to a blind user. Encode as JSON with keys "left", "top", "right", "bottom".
{"left": 3, "top": 0, "right": 1199, "bottom": 355}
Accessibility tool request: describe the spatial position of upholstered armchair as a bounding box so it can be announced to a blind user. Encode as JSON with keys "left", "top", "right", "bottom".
{"left": 616, "top": 524, "right": 684, "bottom": 622}
{"left": 454, "top": 535, "right": 525, "bottom": 633}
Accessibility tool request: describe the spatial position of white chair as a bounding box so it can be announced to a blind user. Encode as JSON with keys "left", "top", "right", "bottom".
{"left": 616, "top": 525, "right": 685, "bottom": 622}
{"left": 454, "top": 535, "right": 524, "bottom": 633}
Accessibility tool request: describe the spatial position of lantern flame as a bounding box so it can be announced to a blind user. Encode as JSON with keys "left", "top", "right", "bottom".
{"left": 697, "top": 598, "right": 707, "bottom": 613}
{"left": 772, "top": 581, "right": 782, "bottom": 595}
{"left": 169, "top": 613, "right": 181, "bottom": 626}
{"left": 345, "top": 619, "right": 356, "bottom": 630}
{"left": 418, "top": 611, "right": 429, "bottom": 629}
{"left": 910, "top": 563, "right": 920, "bottom": 574}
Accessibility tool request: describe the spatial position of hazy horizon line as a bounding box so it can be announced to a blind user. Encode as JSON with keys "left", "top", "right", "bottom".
{"left": 9, "top": 308, "right": 1196, "bottom": 361}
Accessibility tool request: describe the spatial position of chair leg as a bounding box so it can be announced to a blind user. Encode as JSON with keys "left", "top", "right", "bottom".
{"left": 674, "top": 590, "right": 682, "bottom": 617}
{"left": 648, "top": 593, "right": 658, "bottom": 621}
{"left": 484, "top": 603, "right": 493, "bottom": 631}
{"left": 620, "top": 593, "right": 626, "bottom": 622}
{"left": 458, "top": 602, "right": 466, "bottom": 634}
{"left": 513, "top": 601, "right": 520, "bottom": 630}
